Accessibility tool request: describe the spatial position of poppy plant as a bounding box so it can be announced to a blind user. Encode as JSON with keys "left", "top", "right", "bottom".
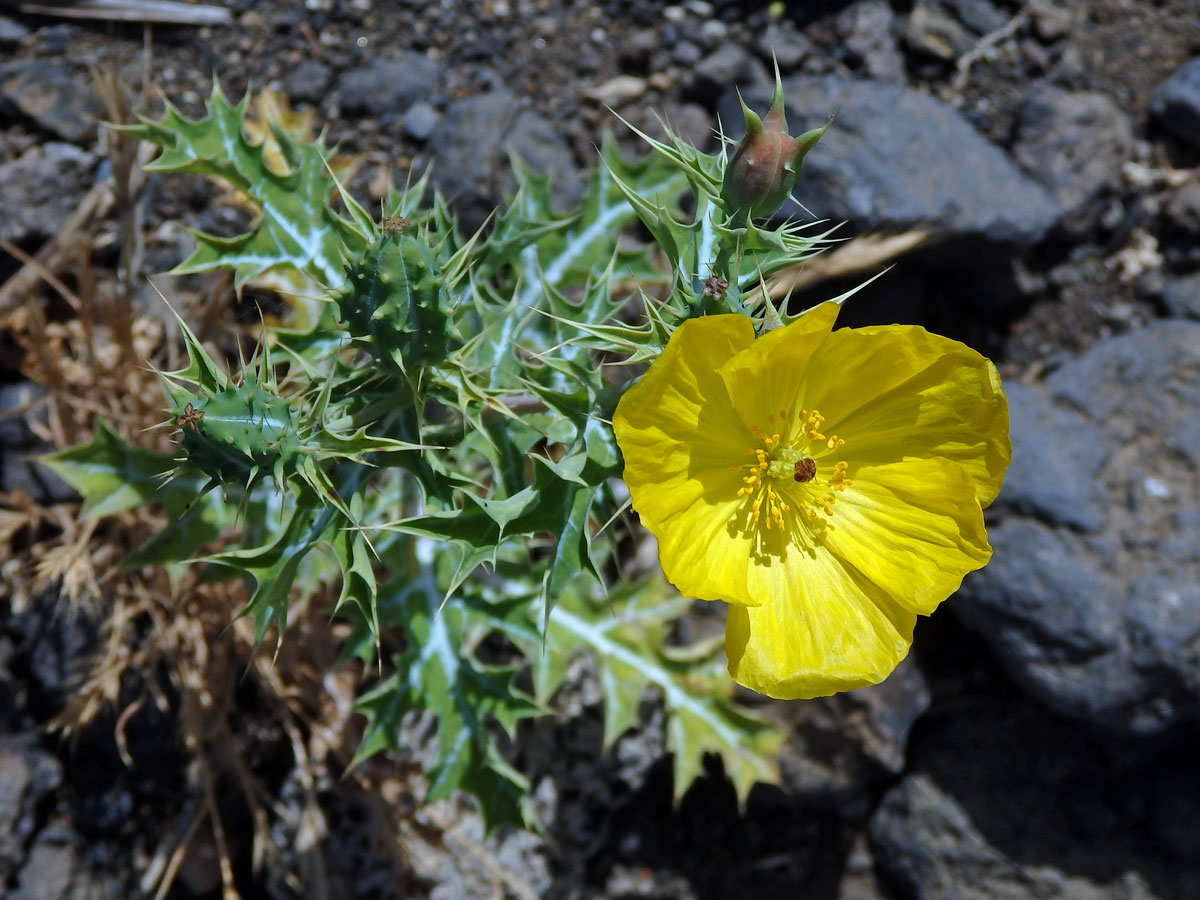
{"left": 612, "top": 303, "right": 1010, "bottom": 699}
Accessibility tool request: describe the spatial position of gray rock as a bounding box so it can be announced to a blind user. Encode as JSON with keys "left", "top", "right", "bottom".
{"left": 999, "top": 382, "right": 1109, "bottom": 531}
{"left": 692, "top": 43, "right": 767, "bottom": 95}
{"left": 837, "top": 0, "right": 906, "bottom": 83}
{"left": 0, "top": 738, "right": 63, "bottom": 882}
{"left": 428, "top": 87, "right": 580, "bottom": 232}
{"left": 872, "top": 774, "right": 1048, "bottom": 900}
{"left": 780, "top": 656, "right": 929, "bottom": 815}
{"left": 904, "top": 0, "right": 1010, "bottom": 60}
{"left": 903, "top": 1, "right": 974, "bottom": 60}
{"left": 943, "top": 0, "right": 1009, "bottom": 35}
{"left": 37, "top": 24, "right": 70, "bottom": 56}
{"left": 698, "top": 19, "right": 727, "bottom": 47}
{"left": 337, "top": 53, "right": 441, "bottom": 118}
{"left": 958, "top": 321, "right": 1200, "bottom": 733}
{"left": 1163, "top": 180, "right": 1200, "bottom": 236}
{"left": 1013, "top": 86, "right": 1134, "bottom": 235}
{"left": 283, "top": 59, "right": 332, "bottom": 105}
{"left": 1149, "top": 56, "right": 1200, "bottom": 147}
{"left": 0, "top": 382, "right": 45, "bottom": 449}
{"left": 403, "top": 101, "right": 438, "bottom": 142}
{"left": 1163, "top": 271, "right": 1200, "bottom": 320}
{"left": 10, "top": 827, "right": 79, "bottom": 900}
{"left": 757, "top": 23, "right": 814, "bottom": 72}
{"left": 871, "top": 703, "right": 1199, "bottom": 900}
{"left": 0, "top": 62, "right": 99, "bottom": 144}
{"left": 672, "top": 40, "right": 703, "bottom": 67}
{"left": 0, "top": 15, "right": 30, "bottom": 46}
{"left": 0, "top": 143, "right": 94, "bottom": 244}
{"left": 721, "top": 76, "right": 1060, "bottom": 246}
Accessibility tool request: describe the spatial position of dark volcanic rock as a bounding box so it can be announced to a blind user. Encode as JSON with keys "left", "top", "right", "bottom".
{"left": 904, "top": 0, "right": 1009, "bottom": 61}
{"left": 0, "top": 62, "right": 98, "bottom": 144}
{"left": 0, "top": 738, "right": 63, "bottom": 882}
{"left": 780, "top": 657, "right": 929, "bottom": 814}
{"left": 958, "top": 320, "right": 1200, "bottom": 733}
{"left": 755, "top": 23, "right": 814, "bottom": 72}
{"left": 1149, "top": 56, "right": 1200, "bottom": 147}
{"left": 1013, "top": 86, "right": 1134, "bottom": 235}
{"left": 1163, "top": 180, "right": 1200, "bottom": 241}
{"left": 0, "top": 144, "right": 94, "bottom": 244}
{"left": 692, "top": 43, "right": 768, "bottom": 96}
{"left": 283, "top": 59, "right": 332, "bottom": 105}
{"left": 337, "top": 53, "right": 442, "bottom": 119}
{"left": 999, "top": 382, "right": 1109, "bottom": 531}
{"left": 1163, "top": 270, "right": 1200, "bottom": 319}
{"left": 0, "top": 382, "right": 44, "bottom": 449}
{"left": 870, "top": 703, "right": 1200, "bottom": 900}
{"left": 902, "top": 0, "right": 1004, "bottom": 61}
{"left": 722, "top": 76, "right": 1061, "bottom": 246}
{"left": 0, "top": 15, "right": 30, "bottom": 47}
{"left": 10, "top": 828, "right": 77, "bottom": 900}
{"left": 428, "top": 86, "right": 580, "bottom": 231}
{"left": 837, "top": 0, "right": 906, "bottom": 83}
{"left": 403, "top": 101, "right": 438, "bottom": 141}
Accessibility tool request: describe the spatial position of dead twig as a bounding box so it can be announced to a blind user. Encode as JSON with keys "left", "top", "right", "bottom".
{"left": 949, "top": 8, "right": 1031, "bottom": 98}
{"left": 766, "top": 230, "right": 935, "bottom": 299}
{"left": 422, "top": 806, "right": 543, "bottom": 900}
{"left": 0, "top": 182, "right": 111, "bottom": 321}
{"left": 18, "top": 0, "right": 232, "bottom": 25}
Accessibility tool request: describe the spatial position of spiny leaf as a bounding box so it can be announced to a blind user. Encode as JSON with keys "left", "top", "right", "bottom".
{"left": 354, "top": 537, "right": 540, "bottom": 831}
{"left": 497, "top": 576, "right": 782, "bottom": 805}
{"left": 42, "top": 422, "right": 179, "bottom": 518}
{"left": 123, "top": 81, "right": 369, "bottom": 287}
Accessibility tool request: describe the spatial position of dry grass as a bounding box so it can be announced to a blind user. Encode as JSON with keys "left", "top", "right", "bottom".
{"left": 0, "top": 61, "right": 419, "bottom": 900}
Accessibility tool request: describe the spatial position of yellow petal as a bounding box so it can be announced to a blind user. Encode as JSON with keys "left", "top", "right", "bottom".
{"left": 718, "top": 301, "right": 840, "bottom": 432}
{"left": 614, "top": 314, "right": 764, "bottom": 604}
{"left": 823, "top": 458, "right": 991, "bottom": 615}
{"left": 801, "top": 325, "right": 1010, "bottom": 506}
{"left": 725, "top": 549, "right": 915, "bottom": 699}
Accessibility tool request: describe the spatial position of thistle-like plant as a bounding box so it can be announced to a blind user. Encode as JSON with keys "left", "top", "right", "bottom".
{"left": 44, "top": 74, "right": 881, "bottom": 830}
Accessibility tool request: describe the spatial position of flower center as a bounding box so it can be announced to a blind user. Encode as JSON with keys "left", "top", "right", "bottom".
{"left": 731, "top": 407, "right": 851, "bottom": 534}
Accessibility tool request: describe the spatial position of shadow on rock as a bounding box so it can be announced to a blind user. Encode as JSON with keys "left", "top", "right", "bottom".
{"left": 871, "top": 700, "right": 1200, "bottom": 900}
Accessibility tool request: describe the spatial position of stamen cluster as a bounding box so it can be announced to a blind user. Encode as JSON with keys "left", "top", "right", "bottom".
{"left": 732, "top": 407, "right": 852, "bottom": 534}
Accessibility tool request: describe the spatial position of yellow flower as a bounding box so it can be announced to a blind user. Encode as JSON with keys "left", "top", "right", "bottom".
{"left": 612, "top": 303, "right": 1010, "bottom": 700}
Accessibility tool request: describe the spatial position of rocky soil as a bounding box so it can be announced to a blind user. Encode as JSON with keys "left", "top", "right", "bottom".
{"left": 3, "top": 1, "right": 1200, "bottom": 899}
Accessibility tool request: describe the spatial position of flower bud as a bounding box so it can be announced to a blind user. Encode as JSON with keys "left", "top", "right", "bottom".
{"left": 721, "top": 78, "right": 830, "bottom": 220}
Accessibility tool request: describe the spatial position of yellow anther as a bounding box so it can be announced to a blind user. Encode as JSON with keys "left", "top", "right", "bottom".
{"left": 734, "top": 407, "right": 849, "bottom": 537}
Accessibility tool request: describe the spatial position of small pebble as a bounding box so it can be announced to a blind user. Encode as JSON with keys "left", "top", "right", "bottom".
{"left": 699, "top": 19, "right": 728, "bottom": 46}
{"left": 403, "top": 101, "right": 438, "bottom": 141}
{"left": 672, "top": 41, "right": 702, "bottom": 65}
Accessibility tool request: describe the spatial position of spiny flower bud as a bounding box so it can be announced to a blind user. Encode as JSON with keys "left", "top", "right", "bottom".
{"left": 721, "top": 76, "right": 830, "bottom": 220}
